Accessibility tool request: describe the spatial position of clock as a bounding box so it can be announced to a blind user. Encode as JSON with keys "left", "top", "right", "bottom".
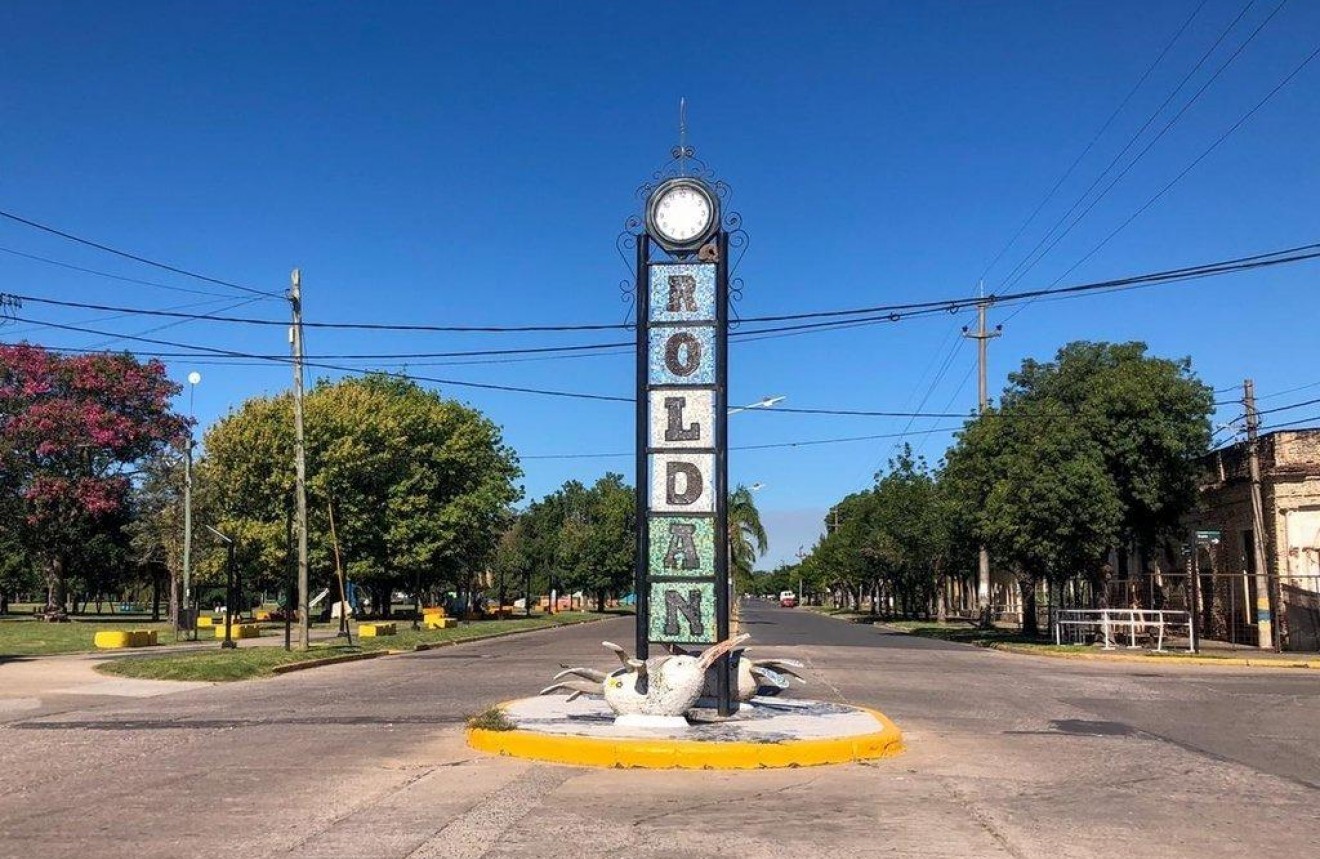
{"left": 645, "top": 177, "right": 720, "bottom": 254}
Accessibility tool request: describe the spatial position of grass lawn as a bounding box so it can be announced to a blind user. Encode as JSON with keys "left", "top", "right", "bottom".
{"left": 0, "top": 617, "right": 178, "bottom": 657}
{"left": 96, "top": 610, "right": 615, "bottom": 682}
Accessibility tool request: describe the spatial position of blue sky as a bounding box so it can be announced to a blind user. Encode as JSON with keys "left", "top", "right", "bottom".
{"left": 2, "top": 1, "right": 1317, "bottom": 567}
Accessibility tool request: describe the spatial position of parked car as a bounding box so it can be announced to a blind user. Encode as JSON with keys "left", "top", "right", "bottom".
{"left": 779, "top": 590, "right": 798, "bottom": 608}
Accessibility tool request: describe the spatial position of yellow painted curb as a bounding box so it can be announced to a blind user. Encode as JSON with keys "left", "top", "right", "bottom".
{"left": 989, "top": 643, "right": 1320, "bottom": 669}
{"left": 467, "top": 705, "right": 904, "bottom": 770}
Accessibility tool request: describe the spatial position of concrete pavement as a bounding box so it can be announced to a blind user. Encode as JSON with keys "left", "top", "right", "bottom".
{"left": 0, "top": 602, "right": 1316, "bottom": 858}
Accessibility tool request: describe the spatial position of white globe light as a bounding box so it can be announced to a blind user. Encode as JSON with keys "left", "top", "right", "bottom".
{"left": 188, "top": 372, "right": 202, "bottom": 385}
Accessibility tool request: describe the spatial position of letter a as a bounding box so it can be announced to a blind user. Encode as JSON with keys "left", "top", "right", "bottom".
{"left": 666, "top": 461, "right": 703, "bottom": 506}
{"left": 667, "top": 275, "right": 698, "bottom": 313}
{"left": 664, "top": 396, "right": 700, "bottom": 442}
{"left": 663, "top": 522, "right": 700, "bottom": 570}
{"left": 663, "top": 588, "right": 706, "bottom": 638}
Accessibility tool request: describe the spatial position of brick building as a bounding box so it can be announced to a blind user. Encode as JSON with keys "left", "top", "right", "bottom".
{"left": 1195, "top": 429, "right": 1320, "bottom": 651}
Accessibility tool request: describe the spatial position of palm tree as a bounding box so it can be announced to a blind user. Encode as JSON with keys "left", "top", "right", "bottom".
{"left": 727, "top": 484, "right": 769, "bottom": 586}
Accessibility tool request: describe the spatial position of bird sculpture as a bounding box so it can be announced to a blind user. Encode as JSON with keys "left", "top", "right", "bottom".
{"left": 541, "top": 634, "right": 749, "bottom": 718}
{"left": 667, "top": 642, "right": 806, "bottom": 702}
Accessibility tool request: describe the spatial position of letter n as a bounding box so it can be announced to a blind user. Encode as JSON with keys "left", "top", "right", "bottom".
{"left": 663, "top": 588, "right": 705, "bottom": 638}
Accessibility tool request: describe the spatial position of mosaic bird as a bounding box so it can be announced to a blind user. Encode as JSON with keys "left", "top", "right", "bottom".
{"left": 668, "top": 642, "right": 806, "bottom": 701}
{"left": 541, "top": 634, "right": 749, "bottom": 718}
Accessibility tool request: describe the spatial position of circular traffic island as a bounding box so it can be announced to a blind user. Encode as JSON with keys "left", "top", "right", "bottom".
{"left": 467, "top": 695, "right": 904, "bottom": 770}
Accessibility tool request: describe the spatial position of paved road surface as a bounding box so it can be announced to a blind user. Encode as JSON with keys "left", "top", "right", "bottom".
{"left": 0, "top": 604, "right": 1316, "bottom": 858}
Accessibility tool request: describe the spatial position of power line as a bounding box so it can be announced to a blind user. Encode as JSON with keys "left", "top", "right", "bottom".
{"left": 1002, "top": 6, "right": 1316, "bottom": 324}
{"left": 1260, "top": 413, "right": 1320, "bottom": 432}
{"left": 977, "top": 0, "right": 1210, "bottom": 283}
{"left": 997, "top": 0, "right": 1267, "bottom": 292}
{"left": 8, "top": 240, "right": 1320, "bottom": 343}
{"left": 1256, "top": 395, "right": 1320, "bottom": 417}
{"left": 0, "top": 245, "right": 252, "bottom": 299}
{"left": 521, "top": 426, "right": 971, "bottom": 460}
{"left": 4, "top": 315, "right": 632, "bottom": 404}
{"left": 0, "top": 208, "right": 283, "bottom": 299}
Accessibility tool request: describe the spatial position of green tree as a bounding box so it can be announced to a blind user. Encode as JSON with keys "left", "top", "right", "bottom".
{"left": 515, "top": 473, "right": 636, "bottom": 612}
{"left": 1002, "top": 341, "right": 1213, "bottom": 576}
{"left": 198, "top": 375, "right": 521, "bottom": 614}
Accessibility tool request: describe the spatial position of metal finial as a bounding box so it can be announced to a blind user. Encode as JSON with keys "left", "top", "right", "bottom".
{"left": 670, "top": 97, "right": 691, "bottom": 174}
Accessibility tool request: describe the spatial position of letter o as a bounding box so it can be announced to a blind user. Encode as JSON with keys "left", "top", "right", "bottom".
{"left": 665, "top": 332, "right": 702, "bottom": 377}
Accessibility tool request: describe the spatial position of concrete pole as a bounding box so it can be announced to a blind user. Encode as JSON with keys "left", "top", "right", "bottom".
{"left": 1244, "top": 379, "right": 1277, "bottom": 650}
{"left": 963, "top": 300, "right": 1001, "bottom": 627}
{"left": 290, "top": 269, "right": 310, "bottom": 651}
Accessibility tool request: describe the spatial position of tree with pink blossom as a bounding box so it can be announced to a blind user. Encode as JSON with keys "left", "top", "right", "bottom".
{"left": 0, "top": 343, "right": 188, "bottom": 613}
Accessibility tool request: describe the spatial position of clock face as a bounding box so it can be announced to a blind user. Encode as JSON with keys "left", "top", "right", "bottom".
{"left": 647, "top": 179, "right": 718, "bottom": 250}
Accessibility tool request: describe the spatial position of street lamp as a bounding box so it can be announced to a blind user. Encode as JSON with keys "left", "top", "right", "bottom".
{"left": 205, "top": 525, "right": 237, "bottom": 649}
{"left": 182, "top": 371, "right": 200, "bottom": 640}
{"left": 728, "top": 394, "right": 786, "bottom": 415}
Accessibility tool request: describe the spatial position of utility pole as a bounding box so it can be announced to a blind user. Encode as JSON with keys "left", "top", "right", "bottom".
{"left": 963, "top": 298, "right": 1001, "bottom": 628}
{"left": 290, "top": 269, "right": 310, "bottom": 651}
{"left": 1244, "top": 379, "right": 1279, "bottom": 650}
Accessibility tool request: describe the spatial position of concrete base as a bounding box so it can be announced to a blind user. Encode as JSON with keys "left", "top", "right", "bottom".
{"left": 613, "top": 713, "right": 690, "bottom": 729}
{"left": 468, "top": 695, "right": 904, "bottom": 769}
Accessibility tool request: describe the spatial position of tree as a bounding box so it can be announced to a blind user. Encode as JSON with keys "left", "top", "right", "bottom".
{"left": 514, "top": 473, "right": 636, "bottom": 612}
{"left": 727, "top": 484, "right": 768, "bottom": 593}
{"left": 1002, "top": 342, "right": 1212, "bottom": 573}
{"left": 198, "top": 375, "right": 521, "bottom": 614}
{"left": 0, "top": 344, "right": 187, "bottom": 612}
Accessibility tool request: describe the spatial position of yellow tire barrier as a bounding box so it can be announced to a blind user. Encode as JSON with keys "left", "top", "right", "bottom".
{"left": 214, "top": 622, "right": 260, "bottom": 640}
{"left": 94, "top": 629, "right": 158, "bottom": 649}
{"left": 359, "top": 623, "right": 397, "bottom": 637}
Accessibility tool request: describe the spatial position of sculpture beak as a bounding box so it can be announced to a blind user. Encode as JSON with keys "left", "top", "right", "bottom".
{"left": 697, "top": 633, "right": 751, "bottom": 669}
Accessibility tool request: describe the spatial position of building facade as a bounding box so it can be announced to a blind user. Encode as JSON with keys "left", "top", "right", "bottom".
{"left": 1195, "top": 429, "right": 1320, "bottom": 651}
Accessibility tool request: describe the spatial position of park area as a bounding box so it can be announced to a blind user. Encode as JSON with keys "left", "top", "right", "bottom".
{"left": 0, "top": 607, "right": 618, "bottom": 680}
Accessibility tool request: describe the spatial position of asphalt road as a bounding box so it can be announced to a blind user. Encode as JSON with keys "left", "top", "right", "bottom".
{"left": 0, "top": 605, "right": 1316, "bottom": 858}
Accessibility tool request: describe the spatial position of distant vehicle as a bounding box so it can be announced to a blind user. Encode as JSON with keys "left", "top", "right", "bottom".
{"left": 779, "top": 590, "right": 798, "bottom": 608}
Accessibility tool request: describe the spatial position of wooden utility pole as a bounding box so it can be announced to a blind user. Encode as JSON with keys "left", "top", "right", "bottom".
{"left": 1244, "top": 379, "right": 1279, "bottom": 650}
{"left": 290, "top": 269, "right": 310, "bottom": 651}
{"left": 963, "top": 299, "right": 1001, "bottom": 627}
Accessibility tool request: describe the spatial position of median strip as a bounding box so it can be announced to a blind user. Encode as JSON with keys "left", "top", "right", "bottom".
{"left": 94, "top": 611, "right": 624, "bottom": 683}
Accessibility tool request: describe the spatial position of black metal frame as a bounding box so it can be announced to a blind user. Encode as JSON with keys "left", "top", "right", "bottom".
{"left": 633, "top": 218, "right": 734, "bottom": 716}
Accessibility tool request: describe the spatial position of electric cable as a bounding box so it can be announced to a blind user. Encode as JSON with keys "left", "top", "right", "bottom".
{"left": 0, "top": 208, "right": 283, "bottom": 299}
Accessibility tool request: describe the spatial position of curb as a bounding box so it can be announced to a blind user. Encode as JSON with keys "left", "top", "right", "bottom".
{"left": 467, "top": 703, "right": 905, "bottom": 770}
{"left": 271, "top": 651, "right": 392, "bottom": 674}
{"left": 877, "top": 623, "right": 1320, "bottom": 670}
{"left": 409, "top": 613, "right": 618, "bottom": 653}
{"left": 986, "top": 641, "right": 1320, "bottom": 669}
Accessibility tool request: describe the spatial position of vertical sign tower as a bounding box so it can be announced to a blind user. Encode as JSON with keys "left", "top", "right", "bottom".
{"left": 633, "top": 152, "right": 734, "bottom": 715}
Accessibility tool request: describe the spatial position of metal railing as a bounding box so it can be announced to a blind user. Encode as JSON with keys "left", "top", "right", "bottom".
{"left": 1054, "top": 608, "right": 1191, "bottom": 652}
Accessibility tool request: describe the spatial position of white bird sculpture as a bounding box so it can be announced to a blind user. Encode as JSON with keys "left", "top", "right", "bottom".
{"left": 542, "top": 634, "right": 749, "bottom": 718}
{"left": 667, "top": 642, "right": 806, "bottom": 701}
